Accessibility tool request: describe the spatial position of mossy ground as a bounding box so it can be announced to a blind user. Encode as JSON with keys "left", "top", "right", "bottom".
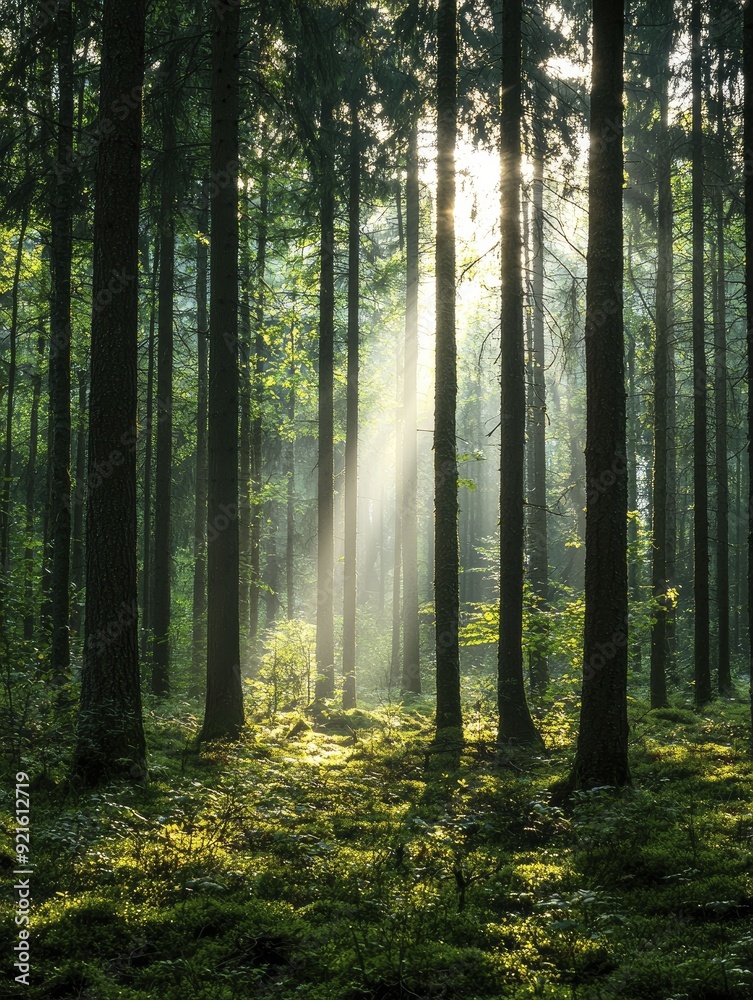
{"left": 1, "top": 686, "right": 752, "bottom": 999}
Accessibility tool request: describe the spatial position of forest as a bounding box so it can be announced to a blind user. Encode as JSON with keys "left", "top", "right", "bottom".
{"left": 2, "top": 0, "right": 753, "bottom": 996}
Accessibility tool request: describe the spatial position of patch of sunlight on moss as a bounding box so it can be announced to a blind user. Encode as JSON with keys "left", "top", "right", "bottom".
{"left": 514, "top": 859, "right": 568, "bottom": 890}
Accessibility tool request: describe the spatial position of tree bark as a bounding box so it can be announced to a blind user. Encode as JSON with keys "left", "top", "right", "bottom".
{"left": 72, "top": 0, "right": 147, "bottom": 785}
{"left": 23, "top": 337, "right": 45, "bottom": 641}
{"left": 714, "top": 42, "right": 731, "bottom": 695}
{"left": 250, "top": 166, "right": 269, "bottom": 645}
{"left": 692, "top": 0, "right": 711, "bottom": 707}
{"left": 434, "top": 0, "right": 462, "bottom": 734}
{"left": 315, "top": 97, "right": 336, "bottom": 701}
{"left": 199, "top": 0, "right": 244, "bottom": 740}
{"left": 745, "top": 0, "right": 753, "bottom": 740}
{"left": 192, "top": 190, "right": 209, "bottom": 681}
{"left": 498, "top": 0, "right": 541, "bottom": 745}
{"left": 69, "top": 365, "right": 86, "bottom": 638}
{"left": 567, "top": 0, "right": 629, "bottom": 793}
{"left": 342, "top": 106, "right": 360, "bottom": 710}
{"left": 151, "top": 107, "right": 176, "bottom": 697}
{"left": 527, "top": 153, "right": 549, "bottom": 696}
{"left": 650, "top": 54, "right": 672, "bottom": 709}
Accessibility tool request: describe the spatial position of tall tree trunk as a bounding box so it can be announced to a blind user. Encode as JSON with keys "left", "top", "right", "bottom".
{"left": 650, "top": 54, "right": 672, "bottom": 709}
{"left": 566, "top": 0, "right": 629, "bottom": 793}
{"left": 151, "top": 112, "right": 176, "bottom": 697}
{"left": 692, "top": 0, "right": 711, "bottom": 707}
{"left": 239, "top": 195, "right": 252, "bottom": 651}
{"left": 199, "top": 0, "right": 244, "bottom": 740}
{"left": 250, "top": 167, "right": 269, "bottom": 646}
{"left": 69, "top": 365, "right": 86, "bottom": 638}
{"left": 498, "top": 0, "right": 540, "bottom": 745}
{"left": 141, "top": 239, "right": 158, "bottom": 661}
{"left": 23, "top": 337, "right": 45, "bottom": 641}
{"left": 342, "top": 106, "right": 360, "bottom": 710}
{"left": 714, "top": 42, "right": 731, "bottom": 695}
{"left": 286, "top": 320, "right": 296, "bottom": 621}
{"left": 746, "top": 0, "right": 753, "bottom": 739}
{"left": 315, "top": 97, "right": 336, "bottom": 701}
{"left": 434, "top": 0, "right": 462, "bottom": 733}
{"left": 192, "top": 192, "right": 209, "bottom": 681}
{"left": 72, "top": 0, "right": 147, "bottom": 785}
{"left": 49, "top": 0, "right": 74, "bottom": 683}
{"left": 527, "top": 153, "right": 549, "bottom": 696}
{"left": 626, "top": 330, "right": 641, "bottom": 673}
{"left": 1, "top": 210, "right": 28, "bottom": 577}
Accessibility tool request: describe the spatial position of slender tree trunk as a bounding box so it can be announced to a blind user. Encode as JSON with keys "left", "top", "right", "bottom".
{"left": 714, "top": 44, "right": 731, "bottom": 695}
{"left": 69, "top": 366, "right": 86, "bottom": 638}
{"left": 434, "top": 0, "right": 462, "bottom": 733}
{"left": 650, "top": 58, "right": 672, "bottom": 709}
{"left": 141, "top": 239, "right": 158, "bottom": 661}
{"left": 49, "top": 0, "right": 74, "bottom": 683}
{"left": 1, "top": 210, "right": 28, "bottom": 577}
{"left": 151, "top": 113, "right": 176, "bottom": 697}
{"left": 239, "top": 196, "right": 252, "bottom": 650}
{"left": 498, "top": 0, "right": 540, "bottom": 745}
{"left": 626, "top": 330, "right": 641, "bottom": 673}
{"left": 343, "top": 106, "right": 360, "bottom": 710}
{"left": 566, "top": 0, "right": 629, "bottom": 793}
{"left": 192, "top": 191, "right": 209, "bottom": 681}
{"left": 72, "top": 0, "right": 147, "bottom": 785}
{"left": 745, "top": 0, "right": 753, "bottom": 739}
{"left": 692, "top": 0, "right": 711, "bottom": 707}
{"left": 315, "top": 97, "right": 336, "bottom": 700}
{"left": 527, "top": 154, "right": 549, "bottom": 696}
{"left": 250, "top": 167, "right": 268, "bottom": 645}
{"left": 286, "top": 320, "right": 296, "bottom": 621}
{"left": 199, "top": 0, "right": 244, "bottom": 740}
{"left": 23, "top": 337, "right": 45, "bottom": 641}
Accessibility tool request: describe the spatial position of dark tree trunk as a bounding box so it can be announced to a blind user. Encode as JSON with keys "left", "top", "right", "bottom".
{"left": 250, "top": 167, "right": 269, "bottom": 645}
{"left": 239, "top": 195, "right": 252, "bottom": 651}
{"left": 72, "top": 0, "right": 147, "bottom": 785}
{"left": 714, "top": 42, "right": 731, "bottom": 695}
{"left": 745, "top": 0, "right": 753, "bottom": 738}
{"left": 567, "top": 0, "right": 629, "bottom": 792}
{"left": 49, "top": 0, "right": 74, "bottom": 683}
{"left": 650, "top": 55, "right": 672, "bottom": 709}
{"left": 192, "top": 192, "right": 209, "bottom": 681}
{"left": 315, "top": 97, "right": 336, "bottom": 701}
{"left": 497, "top": 0, "right": 540, "bottom": 745}
{"left": 626, "top": 330, "right": 641, "bottom": 672}
{"left": 141, "top": 238, "right": 158, "bottom": 661}
{"left": 527, "top": 153, "right": 549, "bottom": 696}
{"left": 69, "top": 366, "right": 86, "bottom": 638}
{"left": 342, "top": 106, "right": 360, "bottom": 710}
{"left": 151, "top": 112, "right": 176, "bottom": 697}
{"left": 1, "top": 210, "right": 28, "bottom": 578}
{"left": 23, "top": 337, "right": 45, "bottom": 641}
{"left": 199, "top": 0, "right": 244, "bottom": 740}
{"left": 692, "top": 0, "right": 711, "bottom": 707}
{"left": 434, "top": 0, "right": 462, "bottom": 733}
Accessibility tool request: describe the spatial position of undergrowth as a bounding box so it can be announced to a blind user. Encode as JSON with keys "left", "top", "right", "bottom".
{"left": 1, "top": 686, "right": 752, "bottom": 998}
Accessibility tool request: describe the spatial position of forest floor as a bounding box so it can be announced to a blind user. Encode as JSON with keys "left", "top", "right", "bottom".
{"left": 2, "top": 681, "right": 753, "bottom": 999}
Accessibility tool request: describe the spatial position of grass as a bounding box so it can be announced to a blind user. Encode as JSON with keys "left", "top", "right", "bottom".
{"left": 1, "top": 684, "right": 753, "bottom": 998}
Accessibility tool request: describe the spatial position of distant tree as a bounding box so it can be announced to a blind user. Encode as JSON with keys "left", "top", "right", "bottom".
{"left": 72, "top": 0, "right": 147, "bottom": 784}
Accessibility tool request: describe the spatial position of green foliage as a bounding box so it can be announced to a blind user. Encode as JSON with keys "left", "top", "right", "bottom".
{"left": 2, "top": 694, "right": 752, "bottom": 998}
